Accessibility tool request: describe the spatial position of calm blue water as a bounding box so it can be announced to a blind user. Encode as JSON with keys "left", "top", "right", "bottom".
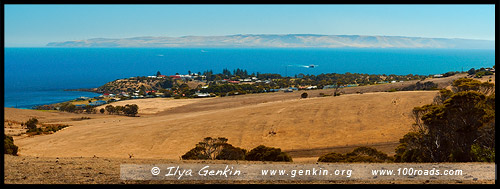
{"left": 4, "top": 47, "right": 495, "bottom": 109}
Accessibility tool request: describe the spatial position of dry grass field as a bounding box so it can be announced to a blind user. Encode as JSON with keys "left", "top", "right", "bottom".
{"left": 4, "top": 73, "right": 495, "bottom": 184}
{"left": 8, "top": 90, "right": 437, "bottom": 160}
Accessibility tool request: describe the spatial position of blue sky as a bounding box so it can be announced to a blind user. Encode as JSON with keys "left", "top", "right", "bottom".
{"left": 4, "top": 4, "right": 495, "bottom": 47}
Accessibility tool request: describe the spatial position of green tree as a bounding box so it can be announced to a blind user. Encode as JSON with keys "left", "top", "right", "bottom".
{"left": 105, "top": 105, "right": 115, "bottom": 115}
{"left": 123, "top": 104, "right": 139, "bottom": 117}
{"left": 196, "top": 137, "right": 228, "bottom": 160}
{"left": 85, "top": 105, "right": 96, "bottom": 114}
{"left": 467, "top": 68, "right": 476, "bottom": 75}
{"left": 216, "top": 143, "right": 247, "bottom": 160}
{"left": 181, "top": 137, "right": 231, "bottom": 160}
{"left": 245, "top": 145, "right": 292, "bottom": 162}
{"left": 182, "top": 146, "right": 208, "bottom": 160}
{"left": 395, "top": 78, "right": 495, "bottom": 162}
{"left": 115, "top": 106, "right": 124, "bottom": 115}
{"left": 160, "top": 77, "right": 174, "bottom": 89}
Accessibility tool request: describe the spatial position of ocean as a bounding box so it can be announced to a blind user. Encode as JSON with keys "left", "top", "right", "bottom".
{"left": 4, "top": 47, "right": 495, "bottom": 109}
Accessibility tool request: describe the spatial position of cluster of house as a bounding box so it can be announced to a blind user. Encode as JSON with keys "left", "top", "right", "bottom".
{"left": 193, "top": 92, "right": 212, "bottom": 98}
{"left": 74, "top": 92, "right": 128, "bottom": 108}
{"left": 145, "top": 73, "right": 276, "bottom": 85}
{"left": 217, "top": 77, "right": 272, "bottom": 84}
{"left": 145, "top": 73, "right": 206, "bottom": 81}
{"left": 269, "top": 88, "right": 296, "bottom": 93}
{"left": 73, "top": 96, "right": 109, "bottom": 108}
{"left": 375, "top": 81, "right": 404, "bottom": 84}
{"left": 128, "top": 90, "right": 165, "bottom": 99}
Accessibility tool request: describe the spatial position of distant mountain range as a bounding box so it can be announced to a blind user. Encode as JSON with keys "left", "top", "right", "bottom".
{"left": 46, "top": 34, "right": 494, "bottom": 49}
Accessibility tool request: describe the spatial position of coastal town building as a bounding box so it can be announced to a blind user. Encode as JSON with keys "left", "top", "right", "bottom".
{"left": 76, "top": 96, "right": 90, "bottom": 101}
{"left": 89, "top": 100, "right": 107, "bottom": 106}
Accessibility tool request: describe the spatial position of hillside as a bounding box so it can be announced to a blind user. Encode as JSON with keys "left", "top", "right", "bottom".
{"left": 97, "top": 78, "right": 166, "bottom": 94}
{"left": 7, "top": 73, "right": 477, "bottom": 160}
{"left": 10, "top": 90, "right": 437, "bottom": 160}
{"left": 46, "top": 34, "right": 495, "bottom": 49}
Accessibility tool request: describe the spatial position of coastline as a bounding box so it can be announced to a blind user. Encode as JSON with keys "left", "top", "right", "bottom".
{"left": 4, "top": 89, "right": 103, "bottom": 110}
{"left": 63, "top": 88, "right": 100, "bottom": 93}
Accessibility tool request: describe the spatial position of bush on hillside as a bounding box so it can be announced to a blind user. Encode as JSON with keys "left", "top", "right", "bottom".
{"left": 400, "top": 81, "right": 438, "bottom": 91}
{"left": 216, "top": 143, "right": 247, "bottom": 160}
{"left": 245, "top": 145, "right": 293, "bottom": 162}
{"left": 317, "top": 152, "right": 345, "bottom": 162}
{"left": 182, "top": 146, "right": 208, "bottom": 160}
{"left": 181, "top": 137, "right": 230, "bottom": 160}
{"left": 4, "top": 135, "right": 18, "bottom": 155}
{"left": 318, "top": 147, "right": 393, "bottom": 163}
{"left": 181, "top": 138, "right": 292, "bottom": 162}
{"left": 25, "top": 118, "right": 39, "bottom": 132}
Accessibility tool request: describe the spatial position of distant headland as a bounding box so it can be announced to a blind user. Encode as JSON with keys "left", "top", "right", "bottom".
{"left": 46, "top": 34, "right": 494, "bottom": 49}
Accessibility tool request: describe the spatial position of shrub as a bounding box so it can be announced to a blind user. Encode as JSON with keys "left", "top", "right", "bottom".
{"left": 59, "top": 102, "right": 76, "bottom": 112}
{"left": 181, "top": 139, "right": 292, "bottom": 162}
{"left": 317, "top": 152, "right": 345, "bottom": 162}
{"left": 467, "top": 68, "right": 476, "bottom": 75}
{"left": 42, "top": 124, "right": 69, "bottom": 133}
{"left": 182, "top": 146, "right": 208, "bottom": 160}
{"left": 401, "top": 81, "right": 438, "bottom": 91}
{"left": 318, "top": 147, "right": 393, "bottom": 163}
{"left": 84, "top": 105, "right": 96, "bottom": 114}
{"left": 345, "top": 147, "right": 393, "bottom": 162}
{"left": 4, "top": 135, "right": 18, "bottom": 155}
{"left": 246, "top": 145, "right": 292, "bottom": 162}
{"left": 216, "top": 144, "right": 247, "bottom": 160}
{"left": 470, "top": 144, "right": 495, "bottom": 162}
{"left": 25, "top": 118, "right": 39, "bottom": 132}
